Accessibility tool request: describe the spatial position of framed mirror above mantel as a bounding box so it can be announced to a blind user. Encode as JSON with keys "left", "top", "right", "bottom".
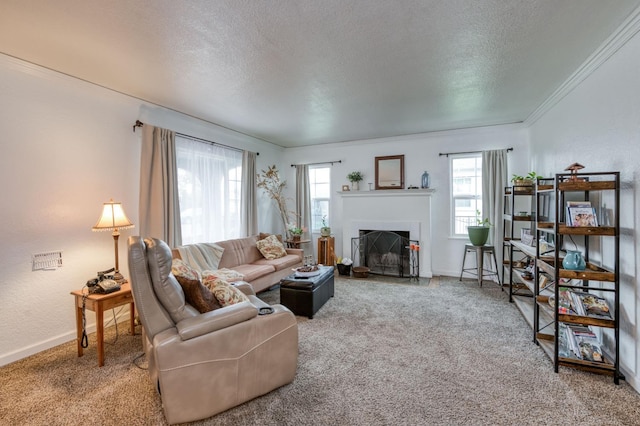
{"left": 375, "top": 155, "right": 404, "bottom": 190}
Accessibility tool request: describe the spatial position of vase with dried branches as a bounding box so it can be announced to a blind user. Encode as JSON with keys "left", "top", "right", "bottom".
{"left": 256, "top": 165, "right": 295, "bottom": 237}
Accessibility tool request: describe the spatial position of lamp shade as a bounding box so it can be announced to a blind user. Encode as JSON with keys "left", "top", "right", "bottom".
{"left": 92, "top": 200, "right": 134, "bottom": 231}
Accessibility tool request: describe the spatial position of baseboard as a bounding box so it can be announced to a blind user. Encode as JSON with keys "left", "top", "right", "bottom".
{"left": 0, "top": 310, "right": 132, "bottom": 367}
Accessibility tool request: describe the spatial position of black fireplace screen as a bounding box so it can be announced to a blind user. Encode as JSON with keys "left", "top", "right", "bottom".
{"left": 351, "top": 230, "right": 419, "bottom": 278}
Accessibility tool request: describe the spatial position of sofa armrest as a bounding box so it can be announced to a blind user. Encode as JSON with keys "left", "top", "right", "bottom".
{"left": 175, "top": 301, "right": 258, "bottom": 340}
{"left": 233, "top": 281, "right": 256, "bottom": 296}
{"left": 286, "top": 248, "right": 304, "bottom": 258}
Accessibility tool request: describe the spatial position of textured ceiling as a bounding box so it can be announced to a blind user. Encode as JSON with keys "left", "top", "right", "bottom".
{"left": 1, "top": 0, "right": 639, "bottom": 147}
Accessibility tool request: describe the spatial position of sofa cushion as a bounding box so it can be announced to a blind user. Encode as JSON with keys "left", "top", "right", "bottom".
{"left": 253, "top": 254, "right": 303, "bottom": 271}
{"left": 216, "top": 236, "right": 263, "bottom": 268}
{"left": 256, "top": 234, "right": 287, "bottom": 260}
{"left": 231, "top": 264, "right": 276, "bottom": 282}
{"left": 147, "top": 239, "right": 198, "bottom": 323}
{"left": 175, "top": 276, "right": 222, "bottom": 313}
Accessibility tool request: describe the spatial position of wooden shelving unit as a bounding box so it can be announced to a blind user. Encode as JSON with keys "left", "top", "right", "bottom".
{"left": 534, "top": 172, "right": 622, "bottom": 383}
{"left": 503, "top": 183, "right": 538, "bottom": 339}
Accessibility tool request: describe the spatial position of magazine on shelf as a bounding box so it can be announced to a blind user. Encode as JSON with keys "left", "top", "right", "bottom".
{"left": 561, "top": 323, "right": 604, "bottom": 362}
{"left": 570, "top": 290, "right": 612, "bottom": 319}
{"left": 570, "top": 324, "right": 604, "bottom": 362}
{"left": 566, "top": 201, "right": 598, "bottom": 227}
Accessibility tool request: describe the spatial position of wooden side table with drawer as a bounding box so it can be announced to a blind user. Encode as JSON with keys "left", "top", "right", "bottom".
{"left": 71, "top": 282, "right": 136, "bottom": 367}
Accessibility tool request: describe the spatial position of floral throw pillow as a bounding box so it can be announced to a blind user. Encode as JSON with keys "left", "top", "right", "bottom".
{"left": 202, "top": 268, "right": 245, "bottom": 283}
{"left": 202, "top": 272, "right": 249, "bottom": 307}
{"left": 172, "top": 258, "right": 200, "bottom": 280}
{"left": 256, "top": 234, "right": 287, "bottom": 260}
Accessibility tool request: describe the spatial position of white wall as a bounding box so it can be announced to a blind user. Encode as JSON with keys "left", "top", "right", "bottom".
{"left": 528, "top": 28, "right": 640, "bottom": 390}
{"left": 0, "top": 55, "right": 285, "bottom": 366}
{"left": 283, "top": 125, "right": 530, "bottom": 276}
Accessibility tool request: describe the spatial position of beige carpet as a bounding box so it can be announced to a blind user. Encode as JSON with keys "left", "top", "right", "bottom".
{"left": 1, "top": 276, "right": 638, "bottom": 425}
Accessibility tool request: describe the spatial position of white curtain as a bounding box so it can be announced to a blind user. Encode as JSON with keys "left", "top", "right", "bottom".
{"left": 139, "top": 125, "right": 182, "bottom": 247}
{"left": 241, "top": 151, "right": 258, "bottom": 237}
{"left": 175, "top": 136, "right": 243, "bottom": 244}
{"left": 482, "top": 149, "right": 509, "bottom": 279}
{"left": 295, "top": 165, "right": 312, "bottom": 240}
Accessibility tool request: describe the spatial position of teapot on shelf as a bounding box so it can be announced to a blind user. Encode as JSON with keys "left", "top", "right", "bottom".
{"left": 562, "top": 250, "right": 586, "bottom": 271}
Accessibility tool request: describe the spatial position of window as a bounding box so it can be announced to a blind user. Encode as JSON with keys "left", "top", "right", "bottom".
{"left": 309, "top": 166, "right": 331, "bottom": 232}
{"left": 175, "top": 135, "right": 243, "bottom": 244}
{"left": 451, "top": 154, "right": 482, "bottom": 236}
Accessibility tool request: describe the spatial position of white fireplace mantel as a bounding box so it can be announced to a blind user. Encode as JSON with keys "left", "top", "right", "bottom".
{"left": 339, "top": 189, "right": 434, "bottom": 277}
{"left": 338, "top": 188, "right": 435, "bottom": 198}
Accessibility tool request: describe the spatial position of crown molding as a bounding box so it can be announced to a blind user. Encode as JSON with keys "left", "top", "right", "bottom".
{"left": 525, "top": 5, "right": 640, "bottom": 126}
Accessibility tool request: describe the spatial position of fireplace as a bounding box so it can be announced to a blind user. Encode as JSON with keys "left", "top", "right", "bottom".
{"left": 340, "top": 189, "right": 434, "bottom": 277}
{"left": 352, "top": 230, "right": 418, "bottom": 277}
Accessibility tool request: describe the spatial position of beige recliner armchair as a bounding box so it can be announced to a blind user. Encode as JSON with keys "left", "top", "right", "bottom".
{"left": 127, "top": 236, "right": 298, "bottom": 425}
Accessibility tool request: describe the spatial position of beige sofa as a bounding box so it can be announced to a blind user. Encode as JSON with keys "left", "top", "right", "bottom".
{"left": 174, "top": 235, "right": 303, "bottom": 293}
{"left": 128, "top": 236, "right": 298, "bottom": 424}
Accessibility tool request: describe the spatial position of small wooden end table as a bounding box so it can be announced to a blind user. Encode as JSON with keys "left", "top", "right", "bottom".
{"left": 71, "top": 282, "right": 136, "bottom": 367}
{"left": 285, "top": 238, "right": 311, "bottom": 249}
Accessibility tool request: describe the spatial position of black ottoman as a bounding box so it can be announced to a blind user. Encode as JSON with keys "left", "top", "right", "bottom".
{"left": 280, "top": 266, "right": 334, "bottom": 319}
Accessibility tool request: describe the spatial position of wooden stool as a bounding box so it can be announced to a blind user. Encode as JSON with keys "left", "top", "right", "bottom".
{"left": 459, "top": 243, "right": 501, "bottom": 288}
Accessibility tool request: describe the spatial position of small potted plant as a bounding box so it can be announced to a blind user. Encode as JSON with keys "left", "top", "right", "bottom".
{"left": 347, "top": 171, "right": 364, "bottom": 191}
{"left": 288, "top": 225, "right": 304, "bottom": 242}
{"left": 511, "top": 171, "right": 541, "bottom": 187}
{"left": 467, "top": 210, "right": 492, "bottom": 246}
{"left": 320, "top": 215, "right": 331, "bottom": 237}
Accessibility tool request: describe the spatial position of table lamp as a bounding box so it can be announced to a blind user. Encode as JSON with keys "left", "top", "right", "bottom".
{"left": 92, "top": 199, "right": 134, "bottom": 283}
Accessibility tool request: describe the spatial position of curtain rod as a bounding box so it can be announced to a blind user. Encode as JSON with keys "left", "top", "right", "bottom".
{"left": 132, "top": 120, "right": 258, "bottom": 155}
{"left": 291, "top": 160, "right": 342, "bottom": 167}
{"left": 439, "top": 147, "right": 513, "bottom": 157}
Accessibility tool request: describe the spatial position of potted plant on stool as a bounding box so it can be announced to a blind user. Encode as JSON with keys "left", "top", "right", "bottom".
{"left": 467, "top": 210, "right": 492, "bottom": 246}
{"left": 320, "top": 215, "right": 331, "bottom": 237}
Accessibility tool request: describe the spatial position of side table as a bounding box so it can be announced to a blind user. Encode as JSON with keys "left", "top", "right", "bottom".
{"left": 284, "top": 238, "right": 311, "bottom": 249}
{"left": 317, "top": 236, "right": 335, "bottom": 265}
{"left": 71, "top": 282, "right": 136, "bottom": 367}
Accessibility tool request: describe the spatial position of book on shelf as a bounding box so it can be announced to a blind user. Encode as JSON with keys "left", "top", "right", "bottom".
{"left": 566, "top": 201, "right": 598, "bottom": 227}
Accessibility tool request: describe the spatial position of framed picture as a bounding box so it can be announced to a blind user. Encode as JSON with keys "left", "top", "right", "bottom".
{"left": 341, "top": 185, "right": 350, "bottom": 191}
{"left": 375, "top": 155, "right": 404, "bottom": 189}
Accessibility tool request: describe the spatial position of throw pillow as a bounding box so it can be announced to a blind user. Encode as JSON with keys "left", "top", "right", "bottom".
{"left": 202, "top": 268, "right": 245, "bottom": 282}
{"left": 202, "top": 273, "right": 249, "bottom": 307}
{"left": 175, "top": 276, "right": 222, "bottom": 313}
{"left": 256, "top": 234, "right": 287, "bottom": 260}
{"left": 259, "top": 232, "right": 284, "bottom": 244}
{"left": 171, "top": 258, "right": 200, "bottom": 280}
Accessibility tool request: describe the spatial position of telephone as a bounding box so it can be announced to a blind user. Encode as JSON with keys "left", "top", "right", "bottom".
{"left": 87, "top": 267, "right": 121, "bottom": 294}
